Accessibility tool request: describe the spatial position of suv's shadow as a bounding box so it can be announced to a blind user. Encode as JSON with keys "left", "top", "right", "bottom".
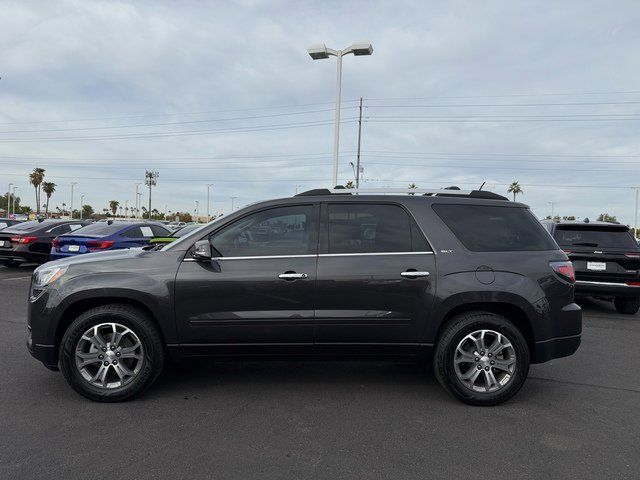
{"left": 151, "top": 359, "right": 439, "bottom": 396}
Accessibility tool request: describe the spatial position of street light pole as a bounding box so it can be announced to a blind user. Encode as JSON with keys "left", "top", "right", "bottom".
{"left": 307, "top": 42, "right": 373, "bottom": 187}
{"left": 70, "top": 182, "right": 77, "bottom": 219}
{"left": 548, "top": 201, "right": 555, "bottom": 218}
{"left": 11, "top": 186, "right": 18, "bottom": 217}
{"left": 80, "top": 194, "right": 85, "bottom": 219}
{"left": 144, "top": 171, "right": 158, "bottom": 220}
{"left": 195, "top": 200, "right": 199, "bottom": 223}
{"left": 206, "top": 184, "right": 213, "bottom": 222}
{"left": 230, "top": 196, "right": 237, "bottom": 213}
{"left": 134, "top": 183, "right": 142, "bottom": 219}
{"left": 7, "top": 183, "right": 12, "bottom": 218}
{"left": 634, "top": 187, "right": 639, "bottom": 239}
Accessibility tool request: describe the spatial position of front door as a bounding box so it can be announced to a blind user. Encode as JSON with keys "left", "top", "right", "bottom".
{"left": 174, "top": 204, "right": 319, "bottom": 353}
{"left": 314, "top": 202, "right": 436, "bottom": 354}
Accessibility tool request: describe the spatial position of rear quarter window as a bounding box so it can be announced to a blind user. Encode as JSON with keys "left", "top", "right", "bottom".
{"left": 433, "top": 204, "right": 557, "bottom": 252}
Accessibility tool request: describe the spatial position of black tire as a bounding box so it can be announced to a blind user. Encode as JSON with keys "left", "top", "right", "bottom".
{"left": 613, "top": 296, "right": 640, "bottom": 315}
{"left": 59, "top": 304, "right": 165, "bottom": 402}
{"left": 434, "top": 311, "right": 530, "bottom": 406}
{"left": 1, "top": 259, "right": 22, "bottom": 268}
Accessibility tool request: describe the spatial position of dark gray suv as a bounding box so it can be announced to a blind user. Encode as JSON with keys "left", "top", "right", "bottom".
{"left": 27, "top": 188, "right": 581, "bottom": 405}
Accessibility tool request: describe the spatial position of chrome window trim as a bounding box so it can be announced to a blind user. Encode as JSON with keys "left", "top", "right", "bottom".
{"left": 182, "top": 251, "right": 433, "bottom": 262}
{"left": 319, "top": 251, "right": 434, "bottom": 257}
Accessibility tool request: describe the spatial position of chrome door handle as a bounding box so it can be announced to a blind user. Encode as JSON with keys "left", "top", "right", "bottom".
{"left": 278, "top": 272, "right": 308, "bottom": 279}
{"left": 401, "top": 270, "right": 430, "bottom": 278}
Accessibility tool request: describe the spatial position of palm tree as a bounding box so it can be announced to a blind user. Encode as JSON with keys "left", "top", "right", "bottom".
{"left": 408, "top": 183, "right": 417, "bottom": 195}
{"left": 345, "top": 181, "right": 355, "bottom": 189}
{"left": 41, "top": 182, "right": 56, "bottom": 218}
{"left": 29, "top": 168, "right": 46, "bottom": 215}
{"left": 507, "top": 181, "right": 523, "bottom": 201}
{"left": 109, "top": 200, "right": 119, "bottom": 216}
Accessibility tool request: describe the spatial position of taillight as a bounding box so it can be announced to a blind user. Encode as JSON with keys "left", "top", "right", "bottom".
{"left": 87, "top": 240, "right": 115, "bottom": 251}
{"left": 550, "top": 261, "right": 575, "bottom": 283}
{"left": 624, "top": 253, "right": 640, "bottom": 259}
{"left": 10, "top": 236, "right": 37, "bottom": 245}
{"left": 52, "top": 237, "right": 61, "bottom": 250}
{"left": 562, "top": 249, "right": 572, "bottom": 254}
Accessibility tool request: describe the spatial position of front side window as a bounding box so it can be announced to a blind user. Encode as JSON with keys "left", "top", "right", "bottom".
{"left": 327, "top": 203, "right": 426, "bottom": 254}
{"left": 210, "top": 205, "right": 316, "bottom": 257}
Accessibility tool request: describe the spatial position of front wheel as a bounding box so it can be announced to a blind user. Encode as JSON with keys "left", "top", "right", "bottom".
{"left": 434, "top": 312, "right": 530, "bottom": 406}
{"left": 613, "top": 296, "right": 640, "bottom": 315}
{"left": 59, "top": 304, "right": 165, "bottom": 402}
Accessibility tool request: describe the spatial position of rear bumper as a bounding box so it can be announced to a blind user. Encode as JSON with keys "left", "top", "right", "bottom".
{"left": 532, "top": 334, "right": 581, "bottom": 363}
{"left": 575, "top": 280, "right": 640, "bottom": 297}
{"left": 0, "top": 247, "right": 46, "bottom": 263}
{"left": 532, "top": 302, "right": 582, "bottom": 364}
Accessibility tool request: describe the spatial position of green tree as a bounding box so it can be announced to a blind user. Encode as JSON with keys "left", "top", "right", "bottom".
{"left": 29, "top": 167, "right": 46, "bottom": 215}
{"left": 109, "top": 200, "right": 119, "bottom": 216}
{"left": 507, "top": 181, "right": 523, "bottom": 201}
{"left": 408, "top": 183, "right": 417, "bottom": 195}
{"left": 41, "top": 182, "right": 56, "bottom": 217}
{"left": 82, "top": 204, "right": 95, "bottom": 219}
{"left": 597, "top": 213, "right": 617, "bottom": 222}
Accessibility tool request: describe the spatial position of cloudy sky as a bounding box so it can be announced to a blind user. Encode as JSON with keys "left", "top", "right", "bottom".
{"left": 1, "top": 0, "right": 639, "bottom": 223}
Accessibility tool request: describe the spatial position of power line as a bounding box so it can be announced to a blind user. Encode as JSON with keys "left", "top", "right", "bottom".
{"left": 364, "top": 90, "right": 640, "bottom": 101}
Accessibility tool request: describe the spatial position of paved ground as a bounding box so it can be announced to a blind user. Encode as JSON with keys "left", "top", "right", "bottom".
{"left": 0, "top": 264, "right": 639, "bottom": 480}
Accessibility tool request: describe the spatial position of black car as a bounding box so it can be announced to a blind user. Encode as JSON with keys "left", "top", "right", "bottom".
{"left": 542, "top": 219, "right": 640, "bottom": 314}
{"left": 27, "top": 188, "right": 581, "bottom": 405}
{"left": 0, "top": 218, "right": 23, "bottom": 230}
{"left": 0, "top": 219, "right": 89, "bottom": 267}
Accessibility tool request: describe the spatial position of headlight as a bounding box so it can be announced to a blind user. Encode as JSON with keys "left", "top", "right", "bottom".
{"left": 33, "top": 265, "right": 68, "bottom": 287}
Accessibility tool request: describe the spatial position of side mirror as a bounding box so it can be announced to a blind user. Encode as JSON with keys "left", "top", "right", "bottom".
{"left": 192, "top": 240, "right": 212, "bottom": 261}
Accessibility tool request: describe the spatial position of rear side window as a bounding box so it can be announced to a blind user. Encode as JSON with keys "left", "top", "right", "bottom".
{"left": 327, "top": 203, "right": 429, "bottom": 253}
{"left": 554, "top": 226, "right": 638, "bottom": 250}
{"left": 74, "top": 223, "right": 124, "bottom": 236}
{"left": 433, "top": 204, "right": 557, "bottom": 252}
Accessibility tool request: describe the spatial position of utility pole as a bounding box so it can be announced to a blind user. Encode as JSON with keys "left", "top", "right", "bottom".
{"left": 80, "top": 194, "right": 85, "bottom": 219}
{"left": 206, "top": 184, "right": 213, "bottom": 222}
{"left": 11, "top": 186, "right": 18, "bottom": 217}
{"left": 7, "top": 183, "right": 12, "bottom": 218}
{"left": 145, "top": 171, "right": 158, "bottom": 220}
{"left": 134, "top": 183, "right": 142, "bottom": 219}
{"left": 355, "top": 97, "right": 363, "bottom": 188}
{"left": 195, "top": 200, "right": 199, "bottom": 223}
{"left": 70, "top": 182, "right": 77, "bottom": 219}
{"left": 634, "top": 187, "right": 639, "bottom": 239}
{"left": 548, "top": 201, "right": 555, "bottom": 219}
{"left": 230, "top": 196, "right": 237, "bottom": 213}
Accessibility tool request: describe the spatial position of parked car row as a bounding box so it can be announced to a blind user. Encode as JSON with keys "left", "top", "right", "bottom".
{"left": 0, "top": 219, "right": 171, "bottom": 266}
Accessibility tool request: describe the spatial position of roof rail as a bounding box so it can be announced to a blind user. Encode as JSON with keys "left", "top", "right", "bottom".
{"left": 296, "top": 187, "right": 508, "bottom": 200}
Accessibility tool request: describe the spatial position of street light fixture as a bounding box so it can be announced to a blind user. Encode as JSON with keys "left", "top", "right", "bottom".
{"left": 307, "top": 41, "right": 373, "bottom": 187}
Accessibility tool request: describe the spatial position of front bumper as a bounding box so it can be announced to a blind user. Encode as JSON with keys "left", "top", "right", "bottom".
{"left": 27, "top": 326, "right": 58, "bottom": 370}
{"left": 575, "top": 280, "right": 640, "bottom": 297}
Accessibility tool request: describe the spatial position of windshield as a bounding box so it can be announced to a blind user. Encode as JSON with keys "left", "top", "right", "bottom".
{"left": 554, "top": 226, "right": 638, "bottom": 250}
{"left": 163, "top": 221, "right": 212, "bottom": 250}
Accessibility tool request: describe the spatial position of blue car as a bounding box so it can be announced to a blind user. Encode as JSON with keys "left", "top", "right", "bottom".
{"left": 49, "top": 221, "right": 171, "bottom": 260}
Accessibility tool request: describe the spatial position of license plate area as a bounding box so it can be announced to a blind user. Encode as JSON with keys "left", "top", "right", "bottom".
{"left": 0, "top": 240, "right": 9, "bottom": 248}
{"left": 587, "top": 261, "right": 606, "bottom": 271}
{"left": 68, "top": 245, "right": 80, "bottom": 252}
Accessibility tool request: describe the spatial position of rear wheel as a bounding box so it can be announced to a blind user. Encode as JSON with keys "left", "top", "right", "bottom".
{"left": 613, "top": 296, "right": 640, "bottom": 315}
{"left": 434, "top": 312, "right": 530, "bottom": 406}
{"left": 59, "top": 304, "right": 165, "bottom": 402}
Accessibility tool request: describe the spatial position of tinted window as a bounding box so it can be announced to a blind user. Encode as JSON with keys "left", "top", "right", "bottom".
{"left": 48, "top": 224, "right": 71, "bottom": 235}
{"left": 173, "top": 224, "right": 203, "bottom": 238}
{"left": 7, "top": 220, "right": 56, "bottom": 232}
{"left": 210, "top": 205, "right": 315, "bottom": 257}
{"left": 150, "top": 225, "right": 170, "bottom": 236}
{"left": 73, "top": 223, "right": 125, "bottom": 236}
{"left": 433, "top": 204, "right": 557, "bottom": 252}
{"left": 554, "top": 226, "right": 638, "bottom": 250}
{"left": 327, "top": 204, "right": 417, "bottom": 253}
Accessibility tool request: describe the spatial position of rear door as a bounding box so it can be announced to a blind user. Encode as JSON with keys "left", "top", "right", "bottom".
{"left": 314, "top": 202, "right": 436, "bottom": 354}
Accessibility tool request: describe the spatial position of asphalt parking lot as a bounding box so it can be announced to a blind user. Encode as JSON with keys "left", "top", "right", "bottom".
{"left": 1, "top": 264, "right": 639, "bottom": 480}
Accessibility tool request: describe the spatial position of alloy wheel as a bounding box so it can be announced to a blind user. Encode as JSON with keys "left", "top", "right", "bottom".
{"left": 453, "top": 329, "right": 517, "bottom": 393}
{"left": 75, "top": 323, "right": 144, "bottom": 389}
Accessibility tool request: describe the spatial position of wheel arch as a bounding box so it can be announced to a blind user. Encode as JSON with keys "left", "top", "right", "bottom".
{"left": 435, "top": 301, "right": 535, "bottom": 361}
{"left": 54, "top": 297, "right": 167, "bottom": 364}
